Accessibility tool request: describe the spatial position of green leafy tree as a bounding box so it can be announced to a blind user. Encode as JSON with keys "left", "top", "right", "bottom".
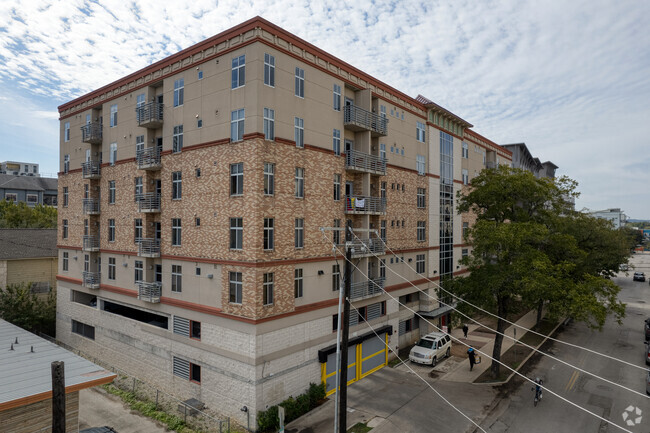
{"left": 0, "top": 283, "right": 56, "bottom": 336}
{"left": 0, "top": 200, "right": 57, "bottom": 228}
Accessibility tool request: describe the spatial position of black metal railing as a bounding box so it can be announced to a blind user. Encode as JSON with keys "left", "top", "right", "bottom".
{"left": 81, "top": 122, "right": 102, "bottom": 144}
{"left": 137, "top": 193, "right": 161, "bottom": 212}
{"left": 344, "top": 105, "right": 388, "bottom": 136}
{"left": 136, "top": 102, "right": 164, "bottom": 126}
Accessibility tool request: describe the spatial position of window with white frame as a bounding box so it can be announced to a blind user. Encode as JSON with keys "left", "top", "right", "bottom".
{"left": 230, "top": 217, "right": 243, "bottom": 250}
{"left": 63, "top": 154, "right": 70, "bottom": 173}
{"left": 333, "top": 174, "right": 341, "bottom": 201}
{"left": 134, "top": 218, "right": 143, "bottom": 242}
{"left": 380, "top": 143, "right": 386, "bottom": 160}
{"left": 417, "top": 221, "right": 426, "bottom": 242}
{"left": 294, "top": 117, "right": 304, "bottom": 148}
{"left": 295, "top": 218, "right": 304, "bottom": 248}
{"left": 172, "top": 218, "right": 181, "bottom": 246}
{"left": 380, "top": 220, "right": 386, "bottom": 242}
{"left": 379, "top": 258, "right": 386, "bottom": 279}
{"left": 108, "top": 257, "right": 115, "bottom": 280}
{"left": 64, "top": 122, "right": 70, "bottom": 142}
{"left": 231, "top": 55, "right": 245, "bottom": 89}
{"left": 380, "top": 181, "right": 386, "bottom": 198}
{"left": 332, "top": 264, "right": 340, "bottom": 291}
{"left": 416, "top": 254, "right": 425, "bottom": 274}
{"left": 108, "top": 219, "right": 115, "bottom": 242}
{"left": 295, "top": 167, "right": 304, "bottom": 198}
{"left": 333, "top": 219, "right": 341, "bottom": 245}
{"left": 62, "top": 252, "right": 69, "bottom": 271}
{"left": 173, "top": 125, "right": 183, "bottom": 153}
{"left": 294, "top": 268, "right": 303, "bottom": 298}
{"left": 264, "top": 53, "right": 275, "bottom": 87}
{"left": 263, "top": 108, "right": 275, "bottom": 140}
{"left": 462, "top": 169, "right": 469, "bottom": 185}
{"left": 380, "top": 105, "right": 386, "bottom": 119}
{"left": 171, "top": 264, "right": 182, "bottom": 292}
{"left": 263, "top": 273, "right": 274, "bottom": 305}
{"left": 134, "top": 176, "right": 143, "bottom": 201}
{"left": 26, "top": 194, "right": 38, "bottom": 204}
{"left": 333, "top": 84, "right": 341, "bottom": 111}
{"left": 295, "top": 67, "right": 304, "bottom": 97}
{"left": 416, "top": 121, "right": 425, "bottom": 142}
{"left": 230, "top": 162, "right": 243, "bottom": 196}
{"left": 263, "top": 218, "right": 274, "bottom": 250}
{"left": 229, "top": 271, "right": 242, "bottom": 304}
{"left": 416, "top": 154, "right": 426, "bottom": 175}
{"left": 263, "top": 162, "right": 274, "bottom": 196}
{"left": 231, "top": 109, "right": 244, "bottom": 142}
{"left": 172, "top": 171, "right": 182, "bottom": 199}
{"left": 110, "top": 104, "right": 117, "bottom": 127}
{"left": 109, "top": 143, "right": 117, "bottom": 165}
{"left": 135, "top": 134, "right": 144, "bottom": 154}
{"left": 108, "top": 181, "right": 115, "bottom": 204}
{"left": 173, "top": 78, "right": 184, "bottom": 107}
{"left": 462, "top": 142, "right": 468, "bottom": 158}
{"left": 417, "top": 187, "right": 426, "bottom": 208}
{"left": 62, "top": 219, "right": 68, "bottom": 238}
{"left": 332, "top": 129, "right": 341, "bottom": 155}
{"left": 462, "top": 222, "right": 469, "bottom": 238}
{"left": 134, "top": 260, "right": 143, "bottom": 282}
{"left": 462, "top": 248, "right": 469, "bottom": 259}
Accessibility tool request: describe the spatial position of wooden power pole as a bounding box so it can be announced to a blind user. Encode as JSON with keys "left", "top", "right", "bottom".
{"left": 51, "top": 361, "right": 66, "bottom": 433}
{"left": 337, "top": 221, "right": 353, "bottom": 433}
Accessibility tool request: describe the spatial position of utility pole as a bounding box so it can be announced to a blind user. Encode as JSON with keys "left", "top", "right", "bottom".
{"left": 51, "top": 361, "right": 65, "bottom": 433}
{"left": 337, "top": 220, "right": 353, "bottom": 433}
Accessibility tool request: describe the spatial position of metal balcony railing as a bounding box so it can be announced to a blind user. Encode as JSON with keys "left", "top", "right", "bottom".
{"left": 350, "top": 277, "right": 385, "bottom": 300}
{"left": 137, "top": 193, "right": 161, "bottom": 213}
{"left": 82, "top": 235, "right": 100, "bottom": 252}
{"left": 345, "top": 149, "right": 386, "bottom": 175}
{"left": 486, "top": 161, "right": 497, "bottom": 169}
{"left": 348, "top": 237, "right": 385, "bottom": 258}
{"left": 345, "top": 195, "right": 386, "bottom": 215}
{"left": 82, "top": 271, "right": 101, "bottom": 289}
{"left": 82, "top": 198, "right": 100, "bottom": 215}
{"left": 136, "top": 102, "right": 164, "bottom": 128}
{"left": 343, "top": 105, "right": 388, "bottom": 136}
{"left": 137, "top": 281, "right": 161, "bottom": 303}
{"left": 81, "top": 161, "right": 101, "bottom": 179}
{"left": 137, "top": 238, "right": 160, "bottom": 257}
{"left": 80, "top": 122, "right": 103, "bottom": 144}
{"left": 136, "top": 147, "right": 162, "bottom": 170}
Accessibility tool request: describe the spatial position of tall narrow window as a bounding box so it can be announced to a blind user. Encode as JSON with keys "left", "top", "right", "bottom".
{"left": 63, "top": 155, "right": 70, "bottom": 173}
{"left": 62, "top": 252, "right": 69, "bottom": 271}
{"left": 417, "top": 221, "right": 426, "bottom": 242}
{"left": 108, "top": 219, "right": 115, "bottom": 242}
{"left": 263, "top": 218, "right": 274, "bottom": 250}
{"left": 108, "top": 257, "right": 116, "bottom": 280}
{"left": 416, "top": 254, "right": 425, "bottom": 274}
{"left": 294, "top": 268, "right": 303, "bottom": 298}
{"left": 231, "top": 55, "right": 245, "bottom": 89}
{"left": 62, "top": 219, "right": 68, "bottom": 239}
{"left": 64, "top": 122, "right": 70, "bottom": 142}
{"left": 332, "top": 129, "right": 341, "bottom": 156}
{"left": 380, "top": 143, "right": 386, "bottom": 160}
{"left": 263, "top": 163, "right": 274, "bottom": 196}
{"left": 84, "top": 219, "right": 89, "bottom": 236}
{"left": 379, "top": 259, "right": 386, "bottom": 279}
{"left": 134, "top": 218, "right": 143, "bottom": 242}
{"left": 230, "top": 217, "right": 243, "bottom": 250}
{"left": 173, "top": 78, "right": 184, "bottom": 107}
{"left": 416, "top": 121, "right": 426, "bottom": 142}
{"left": 416, "top": 155, "right": 426, "bottom": 175}
{"left": 264, "top": 53, "right": 275, "bottom": 87}
{"left": 295, "top": 67, "right": 304, "bottom": 98}
{"left": 172, "top": 171, "right": 182, "bottom": 199}
{"left": 295, "top": 218, "right": 304, "bottom": 248}
{"left": 332, "top": 264, "right": 340, "bottom": 291}
{"left": 135, "top": 135, "right": 144, "bottom": 155}
{"left": 263, "top": 273, "right": 274, "bottom": 305}
{"left": 230, "top": 162, "right": 243, "bottom": 196}
{"left": 333, "top": 84, "right": 341, "bottom": 111}
{"left": 294, "top": 117, "right": 304, "bottom": 148}
{"left": 63, "top": 187, "right": 69, "bottom": 207}
{"left": 108, "top": 181, "right": 115, "bottom": 204}
{"left": 109, "top": 143, "right": 117, "bottom": 165}
{"left": 231, "top": 109, "right": 245, "bottom": 142}
{"left": 462, "top": 169, "right": 469, "bottom": 185}
{"left": 229, "top": 271, "right": 242, "bottom": 304}
{"left": 172, "top": 218, "right": 182, "bottom": 246}
{"left": 380, "top": 181, "right": 387, "bottom": 198}
{"left": 380, "top": 220, "right": 386, "bottom": 242}
{"left": 263, "top": 108, "right": 275, "bottom": 140}
{"left": 84, "top": 183, "right": 89, "bottom": 199}
{"left": 134, "top": 177, "right": 143, "bottom": 201}
{"left": 171, "top": 265, "right": 182, "bottom": 292}
{"left": 417, "top": 187, "right": 426, "bottom": 208}
{"left": 462, "top": 142, "right": 469, "bottom": 159}
{"left": 136, "top": 93, "right": 145, "bottom": 122}
{"left": 110, "top": 104, "right": 117, "bottom": 127}
{"left": 134, "top": 260, "right": 143, "bottom": 282}
{"left": 173, "top": 125, "right": 183, "bottom": 153}
{"left": 333, "top": 174, "right": 341, "bottom": 201}
{"left": 462, "top": 222, "right": 469, "bottom": 238}
{"left": 333, "top": 219, "right": 341, "bottom": 245}
{"left": 294, "top": 167, "right": 304, "bottom": 198}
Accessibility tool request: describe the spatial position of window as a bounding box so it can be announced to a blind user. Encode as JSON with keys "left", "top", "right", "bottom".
{"left": 332, "top": 129, "right": 341, "bottom": 155}
{"left": 416, "top": 121, "right": 425, "bottom": 142}
{"left": 333, "top": 219, "right": 341, "bottom": 245}
{"left": 108, "top": 181, "right": 115, "bottom": 204}
{"left": 62, "top": 219, "right": 68, "bottom": 239}
{"left": 173, "top": 78, "right": 184, "bottom": 107}
{"left": 462, "top": 169, "right": 469, "bottom": 185}
{"left": 64, "top": 122, "right": 70, "bottom": 142}
{"left": 262, "top": 162, "right": 274, "bottom": 196}
{"left": 263, "top": 108, "right": 275, "bottom": 140}
{"left": 84, "top": 183, "right": 89, "bottom": 199}
{"left": 22, "top": 193, "right": 36, "bottom": 204}
{"left": 172, "top": 219, "right": 181, "bottom": 246}
{"left": 110, "top": 104, "right": 117, "bottom": 127}
{"left": 295, "top": 218, "right": 304, "bottom": 248}
{"left": 172, "top": 171, "right": 182, "bottom": 199}
{"left": 109, "top": 143, "right": 117, "bottom": 165}
{"left": 417, "top": 188, "right": 426, "bottom": 208}
{"left": 380, "top": 105, "right": 386, "bottom": 118}
{"left": 191, "top": 321, "right": 201, "bottom": 339}
{"left": 230, "top": 162, "right": 244, "bottom": 195}
{"left": 63, "top": 154, "right": 70, "bottom": 173}
{"left": 134, "top": 218, "right": 143, "bottom": 242}
{"left": 108, "top": 219, "right": 115, "bottom": 241}
{"left": 294, "top": 117, "right": 304, "bottom": 148}
{"left": 462, "top": 222, "right": 469, "bottom": 238}
{"left": 333, "top": 174, "right": 341, "bottom": 201}
{"left": 230, "top": 109, "right": 245, "bottom": 142}
{"left": 381, "top": 181, "right": 386, "bottom": 199}
{"left": 416, "top": 254, "right": 425, "bottom": 274}
{"left": 108, "top": 257, "right": 116, "bottom": 280}
{"left": 380, "top": 220, "right": 386, "bottom": 242}
{"left": 134, "top": 260, "right": 143, "bottom": 282}
{"left": 462, "top": 248, "right": 469, "bottom": 259}
{"left": 84, "top": 219, "right": 89, "bottom": 236}
{"left": 263, "top": 218, "right": 274, "bottom": 250}
{"left": 417, "top": 221, "right": 426, "bottom": 242}
{"left": 264, "top": 53, "right": 275, "bottom": 87}
{"left": 229, "top": 271, "right": 242, "bottom": 304}
{"left": 195, "top": 266, "right": 201, "bottom": 276}
{"left": 172, "top": 357, "right": 200, "bottom": 384}
{"left": 173, "top": 125, "right": 183, "bottom": 153}
{"left": 332, "top": 264, "right": 340, "bottom": 291}
{"left": 379, "top": 259, "right": 386, "bottom": 279}
{"left": 198, "top": 70, "right": 203, "bottom": 80}
{"left": 72, "top": 320, "right": 95, "bottom": 340}
{"left": 416, "top": 154, "right": 426, "bottom": 175}
{"left": 462, "top": 142, "right": 468, "bottom": 159}
{"left": 134, "top": 176, "right": 143, "bottom": 201}
{"left": 295, "top": 167, "right": 304, "bottom": 198}
{"left": 230, "top": 218, "right": 243, "bottom": 250}
{"left": 263, "top": 273, "right": 274, "bottom": 305}
{"left": 294, "top": 268, "right": 303, "bottom": 298}
{"left": 171, "top": 265, "right": 182, "bottom": 292}
{"left": 231, "top": 55, "right": 245, "bottom": 89}
{"left": 195, "top": 168, "right": 201, "bottom": 178}
{"left": 333, "top": 84, "right": 341, "bottom": 111}
{"left": 84, "top": 254, "right": 89, "bottom": 272}
{"left": 380, "top": 143, "right": 386, "bottom": 160}
{"left": 195, "top": 217, "right": 200, "bottom": 227}
{"left": 295, "top": 67, "right": 304, "bottom": 97}
{"left": 62, "top": 252, "right": 69, "bottom": 271}
{"left": 197, "top": 118, "right": 202, "bottom": 128}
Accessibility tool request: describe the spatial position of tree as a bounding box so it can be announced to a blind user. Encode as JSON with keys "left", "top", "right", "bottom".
{"left": 0, "top": 283, "right": 56, "bottom": 336}
{"left": 454, "top": 166, "right": 627, "bottom": 378}
{"left": 0, "top": 200, "right": 57, "bottom": 228}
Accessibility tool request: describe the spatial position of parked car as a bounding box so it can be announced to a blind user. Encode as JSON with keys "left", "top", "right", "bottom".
{"left": 646, "top": 342, "right": 650, "bottom": 366}
{"left": 645, "top": 318, "right": 650, "bottom": 342}
{"left": 409, "top": 332, "right": 452, "bottom": 366}
{"left": 647, "top": 370, "right": 650, "bottom": 396}
{"left": 633, "top": 272, "right": 646, "bottom": 282}
{"left": 620, "top": 264, "right": 629, "bottom": 271}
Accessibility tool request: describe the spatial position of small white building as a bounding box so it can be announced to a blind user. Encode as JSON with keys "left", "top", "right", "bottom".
{"left": 0, "top": 161, "right": 40, "bottom": 177}
{"left": 586, "top": 208, "right": 627, "bottom": 229}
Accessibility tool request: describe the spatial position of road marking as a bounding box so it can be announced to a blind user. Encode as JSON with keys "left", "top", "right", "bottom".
{"left": 565, "top": 370, "right": 580, "bottom": 391}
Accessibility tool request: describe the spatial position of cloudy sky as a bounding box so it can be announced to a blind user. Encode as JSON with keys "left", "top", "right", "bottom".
{"left": 1, "top": 0, "right": 649, "bottom": 217}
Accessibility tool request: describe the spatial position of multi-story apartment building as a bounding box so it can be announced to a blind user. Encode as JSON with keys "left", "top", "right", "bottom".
{"left": 56, "top": 17, "right": 511, "bottom": 427}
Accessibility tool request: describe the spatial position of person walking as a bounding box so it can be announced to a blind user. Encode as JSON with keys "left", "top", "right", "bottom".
{"left": 462, "top": 324, "right": 469, "bottom": 339}
{"left": 467, "top": 347, "right": 476, "bottom": 371}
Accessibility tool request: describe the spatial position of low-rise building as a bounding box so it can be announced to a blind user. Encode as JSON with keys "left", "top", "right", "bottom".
{"left": 0, "top": 229, "right": 58, "bottom": 293}
{"left": 0, "top": 174, "right": 58, "bottom": 207}
{"left": 587, "top": 208, "right": 627, "bottom": 229}
{"left": 0, "top": 161, "right": 40, "bottom": 177}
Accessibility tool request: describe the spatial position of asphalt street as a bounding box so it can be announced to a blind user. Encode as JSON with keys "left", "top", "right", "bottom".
{"left": 481, "top": 252, "right": 650, "bottom": 433}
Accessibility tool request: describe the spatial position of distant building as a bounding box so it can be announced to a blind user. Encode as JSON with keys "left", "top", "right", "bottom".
{"left": 0, "top": 229, "right": 58, "bottom": 293}
{"left": 0, "top": 174, "right": 58, "bottom": 207}
{"left": 502, "top": 143, "right": 558, "bottom": 178}
{"left": 0, "top": 319, "right": 115, "bottom": 433}
{"left": 0, "top": 161, "right": 40, "bottom": 177}
{"left": 586, "top": 208, "right": 627, "bottom": 229}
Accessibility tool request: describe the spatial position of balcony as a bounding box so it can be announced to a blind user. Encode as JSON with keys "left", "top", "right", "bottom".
{"left": 137, "top": 238, "right": 160, "bottom": 257}
{"left": 137, "top": 281, "right": 161, "bottom": 303}
{"left": 343, "top": 105, "right": 388, "bottom": 136}
{"left": 136, "top": 102, "right": 164, "bottom": 128}
{"left": 346, "top": 149, "right": 386, "bottom": 175}
{"left": 136, "top": 147, "right": 162, "bottom": 170}
{"left": 345, "top": 195, "right": 386, "bottom": 215}
{"left": 81, "top": 161, "right": 101, "bottom": 179}
{"left": 350, "top": 277, "right": 385, "bottom": 301}
{"left": 486, "top": 161, "right": 497, "bottom": 169}
{"left": 82, "top": 235, "right": 100, "bottom": 252}
{"left": 82, "top": 271, "right": 101, "bottom": 289}
{"left": 82, "top": 198, "right": 100, "bottom": 215}
{"left": 137, "top": 193, "right": 161, "bottom": 213}
{"left": 348, "top": 237, "right": 385, "bottom": 258}
{"left": 80, "top": 122, "right": 102, "bottom": 144}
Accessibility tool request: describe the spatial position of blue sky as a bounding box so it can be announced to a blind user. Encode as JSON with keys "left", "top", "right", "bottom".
{"left": 1, "top": 0, "right": 649, "bottom": 217}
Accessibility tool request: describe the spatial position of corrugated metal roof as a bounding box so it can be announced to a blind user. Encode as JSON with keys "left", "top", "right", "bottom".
{"left": 0, "top": 229, "right": 57, "bottom": 260}
{"left": 0, "top": 320, "right": 116, "bottom": 410}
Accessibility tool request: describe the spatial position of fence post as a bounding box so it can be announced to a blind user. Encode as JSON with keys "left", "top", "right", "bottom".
{"left": 184, "top": 404, "right": 187, "bottom": 423}
{"left": 155, "top": 390, "right": 159, "bottom": 411}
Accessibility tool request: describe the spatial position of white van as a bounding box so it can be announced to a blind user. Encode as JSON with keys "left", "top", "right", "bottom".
{"left": 409, "top": 332, "right": 452, "bottom": 366}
